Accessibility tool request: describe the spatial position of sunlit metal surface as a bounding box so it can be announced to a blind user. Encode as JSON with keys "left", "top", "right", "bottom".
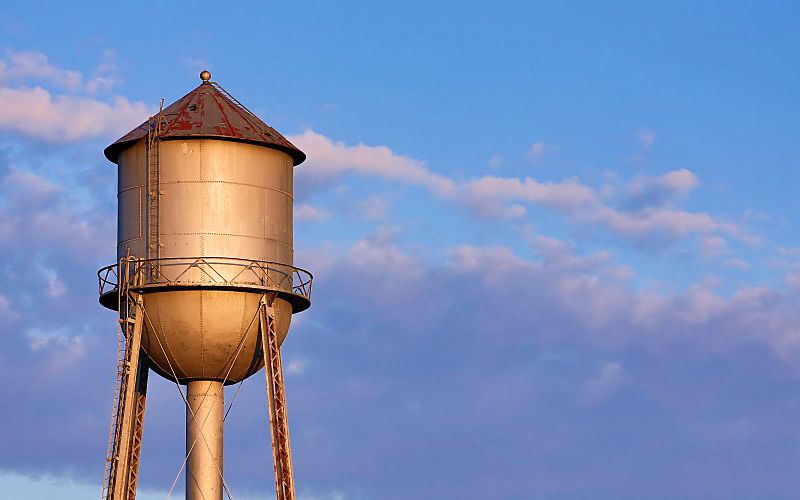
{"left": 100, "top": 73, "right": 310, "bottom": 500}
{"left": 98, "top": 256, "right": 313, "bottom": 310}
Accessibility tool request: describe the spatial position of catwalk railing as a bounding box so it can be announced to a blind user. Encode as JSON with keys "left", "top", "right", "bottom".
{"left": 98, "top": 257, "right": 313, "bottom": 307}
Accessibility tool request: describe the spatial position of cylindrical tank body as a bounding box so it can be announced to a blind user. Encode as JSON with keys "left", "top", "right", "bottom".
{"left": 116, "top": 138, "right": 295, "bottom": 383}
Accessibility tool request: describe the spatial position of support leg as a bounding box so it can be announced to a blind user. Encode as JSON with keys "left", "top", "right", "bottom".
{"left": 105, "top": 293, "right": 146, "bottom": 500}
{"left": 186, "top": 380, "right": 224, "bottom": 500}
{"left": 260, "top": 295, "right": 296, "bottom": 500}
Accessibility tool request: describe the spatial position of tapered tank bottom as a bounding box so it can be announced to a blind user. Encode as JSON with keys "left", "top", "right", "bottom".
{"left": 186, "top": 381, "right": 224, "bottom": 500}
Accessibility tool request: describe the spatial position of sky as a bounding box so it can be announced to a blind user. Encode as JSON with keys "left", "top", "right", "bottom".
{"left": 1, "top": 1, "right": 800, "bottom": 499}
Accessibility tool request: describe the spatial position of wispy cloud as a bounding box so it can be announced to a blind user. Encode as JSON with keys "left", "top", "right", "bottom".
{"left": 525, "top": 141, "right": 549, "bottom": 164}
{"left": 295, "top": 203, "right": 331, "bottom": 222}
{"left": 290, "top": 130, "right": 457, "bottom": 196}
{"left": 295, "top": 130, "right": 749, "bottom": 247}
{"left": 0, "top": 49, "right": 152, "bottom": 142}
{"left": 636, "top": 129, "right": 655, "bottom": 151}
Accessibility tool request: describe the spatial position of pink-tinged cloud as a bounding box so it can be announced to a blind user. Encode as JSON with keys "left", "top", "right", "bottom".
{"left": 525, "top": 141, "right": 548, "bottom": 164}
{"left": 0, "top": 49, "right": 121, "bottom": 94}
{"left": 0, "top": 169, "right": 115, "bottom": 259}
{"left": 0, "top": 49, "right": 150, "bottom": 142}
{"left": 464, "top": 175, "right": 597, "bottom": 210}
{"left": 0, "top": 50, "right": 83, "bottom": 91}
{"left": 587, "top": 205, "right": 732, "bottom": 238}
{"left": 294, "top": 128, "right": 746, "bottom": 245}
{"left": 0, "top": 87, "right": 151, "bottom": 142}
{"left": 295, "top": 203, "right": 331, "bottom": 222}
{"left": 290, "top": 130, "right": 456, "bottom": 196}
{"left": 636, "top": 129, "right": 655, "bottom": 150}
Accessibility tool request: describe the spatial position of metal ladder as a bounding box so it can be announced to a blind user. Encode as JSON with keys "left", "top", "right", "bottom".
{"left": 260, "top": 294, "right": 296, "bottom": 500}
{"left": 102, "top": 258, "right": 148, "bottom": 500}
{"left": 146, "top": 100, "right": 165, "bottom": 266}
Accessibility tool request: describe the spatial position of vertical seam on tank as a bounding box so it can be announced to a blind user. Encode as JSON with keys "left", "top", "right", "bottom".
{"left": 138, "top": 186, "right": 143, "bottom": 239}
{"left": 263, "top": 185, "right": 267, "bottom": 243}
{"left": 156, "top": 295, "right": 185, "bottom": 376}
{"left": 199, "top": 139, "right": 206, "bottom": 376}
{"left": 199, "top": 292, "right": 205, "bottom": 378}
{"left": 235, "top": 292, "right": 248, "bottom": 380}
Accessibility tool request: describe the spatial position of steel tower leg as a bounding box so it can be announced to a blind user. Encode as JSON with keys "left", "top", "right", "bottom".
{"left": 186, "top": 381, "right": 225, "bottom": 500}
{"left": 104, "top": 287, "right": 147, "bottom": 500}
{"left": 260, "top": 294, "right": 296, "bottom": 500}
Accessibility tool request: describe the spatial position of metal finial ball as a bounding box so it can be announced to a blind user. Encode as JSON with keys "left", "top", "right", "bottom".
{"left": 200, "top": 70, "right": 212, "bottom": 82}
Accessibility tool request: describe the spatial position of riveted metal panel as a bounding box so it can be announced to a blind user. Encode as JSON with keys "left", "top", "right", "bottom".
{"left": 117, "top": 141, "right": 147, "bottom": 259}
{"left": 115, "top": 137, "right": 296, "bottom": 382}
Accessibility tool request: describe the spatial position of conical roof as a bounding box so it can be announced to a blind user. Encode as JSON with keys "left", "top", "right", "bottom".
{"left": 104, "top": 77, "right": 305, "bottom": 165}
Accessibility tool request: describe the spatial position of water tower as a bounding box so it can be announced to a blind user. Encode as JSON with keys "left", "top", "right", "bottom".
{"left": 97, "top": 71, "right": 312, "bottom": 500}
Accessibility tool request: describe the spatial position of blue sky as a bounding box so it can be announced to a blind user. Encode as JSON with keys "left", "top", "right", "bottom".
{"left": 2, "top": 1, "right": 800, "bottom": 498}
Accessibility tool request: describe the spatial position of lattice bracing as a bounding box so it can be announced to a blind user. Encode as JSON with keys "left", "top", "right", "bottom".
{"left": 261, "top": 294, "right": 296, "bottom": 500}
{"left": 102, "top": 258, "right": 148, "bottom": 500}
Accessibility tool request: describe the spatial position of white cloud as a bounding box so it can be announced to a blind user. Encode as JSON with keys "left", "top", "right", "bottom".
{"left": 359, "top": 195, "right": 390, "bottom": 220}
{"left": 0, "top": 50, "right": 83, "bottom": 91}
{"left": 26, "top": 327, "right": 86, "bottom": 372}
{"left": 636, "top": 129, "right": 655, "bottom": 150}
{"left": 285, "top": 357, "right": 309, "bottom": 375}
{"left": 85, "top": 49, "right": 122, "bottom": 94}
{"left": 587, "top": 205, "right": 735, "bottom": 239}
{"left": 627, "top": 168, "right": 698, "bottom": 201}
{"left": 525, "top": 142, "right": 547, "bottom": 164}
{"left": 700, "top": 236, "right": 729, "bottom": 258}
{"left": 488, "top": 154, "right": 505, "bottom": 169}
{"left": 294, "top": 129, "right": 743, "bottom": 246}
{"left": 581, "top": 362, "right": 623, "bottom": 403}
{"left": 466, "top": 175, "right": 596, "bottom": 209}
{"left": 43, "top": 269, "right": 66, "bottom": 299}
{"left": 0, "top": 49, "right": 152, "bottom": 142}
{"left": 295, "top": 203, "right": 330, "bottom": 222}
{"left": 0, "top": 169, "right": 115, "bottom": 258}
{"left": 290, "top": 130, "right": 456, "bottom": 196}
{"left": 724, "top": 258, "right": 750, "bottom": 270}
{"left": 0, "top": 87, "right": 151, "bottom": 141}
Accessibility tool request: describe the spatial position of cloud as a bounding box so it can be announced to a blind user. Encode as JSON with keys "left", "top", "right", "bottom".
{"left": 0, "top": 53, "right": 788, "bottom": 498}
{"left": 0, "top": 49, "right": 152, "bottom": 142}
{"left": 358, "top": 195, "right": 390, "bottom": 220}
{"left": 636, "top": 129, "right": 655, "bottom": 150}
{"left": 290, "top": 130, "right": 457, "bottom": 196}
{"left": 295, "top": 203, "right": 331, "bottom": 222}
{"left": 587, "top": 204, "right": 737, "bottom": 241}
{"left": 488, "top": 153, "right": 504, "bottom": 168}
{"left": 580, "top": 361, "right": 623, "bottom": 403}
{"left": 700, "top": 236, "right": 730, "bottom": 258}
{"left": 85, "top": 49, "right": 123, "bottom": 94}
{"left": 0, "top": 169, "right": 114, "bottom": 256}
{"left": 0, "top": 87, "right": 151, "bottom": 142}
{"left": 620, "top": 168, "right": 699, "bottom": 211}
{"left": 525, "top": 141, "right": 548, "bottom": 163}
{"left": 0, "top": 49, "right": 123, "bottom": 94}
{"left": 465, "top": 175, "right": 597, "bottom": 211}
{"left": 0, "top": 49, "right": 83, "bottom": 91}
{"left": 294, "top": 130, "right": 742, "bottom": 246}
{"left": 2, "top": 192, "right": 800, "bottom": 499}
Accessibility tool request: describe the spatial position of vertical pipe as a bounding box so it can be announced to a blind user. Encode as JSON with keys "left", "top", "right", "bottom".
{"left": 186, "top": 381, "right": 224, "bottom": 500}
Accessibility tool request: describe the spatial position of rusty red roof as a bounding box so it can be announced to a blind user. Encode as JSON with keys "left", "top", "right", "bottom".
{"left": 104, "top": 81, "right": 306, "bottom": 165}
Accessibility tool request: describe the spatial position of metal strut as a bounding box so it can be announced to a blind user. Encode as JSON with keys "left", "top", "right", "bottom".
{"left": 102, "top": 258, "right": 149, "bottom": 500}
{"left": 260, "top": 294, "right": 296, "bottom": 500}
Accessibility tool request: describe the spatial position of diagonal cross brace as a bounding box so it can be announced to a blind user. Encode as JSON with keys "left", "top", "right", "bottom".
{"left": 260, "top": 294, "right": 296, "bottom": 500}
{"left": 104, "top": 262, "right": 149, "bottom": 500}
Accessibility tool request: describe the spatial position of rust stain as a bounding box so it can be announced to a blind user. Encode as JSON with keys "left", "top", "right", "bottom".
{"left": 105, "top": 83, "right": 305, "bottom": 165}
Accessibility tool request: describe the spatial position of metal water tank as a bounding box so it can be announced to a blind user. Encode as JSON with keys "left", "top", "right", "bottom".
{"left": 100, "top": 72, "right": 310, "bottom": 384}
